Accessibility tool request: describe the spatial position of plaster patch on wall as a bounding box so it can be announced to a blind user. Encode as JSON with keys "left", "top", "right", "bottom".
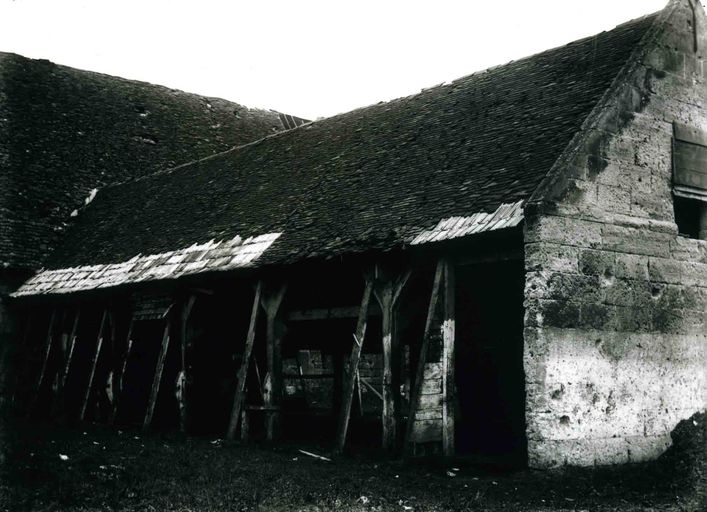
{"left": 12, "top": 233, "right": 281, "bottom": 297}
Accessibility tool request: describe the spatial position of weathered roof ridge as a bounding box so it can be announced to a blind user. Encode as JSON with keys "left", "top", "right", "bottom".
{"left": 92, "top": 9, "right": 665, "bottom": 195}
{"left": 0, "top": 50, "right": 284, "bottom": 118}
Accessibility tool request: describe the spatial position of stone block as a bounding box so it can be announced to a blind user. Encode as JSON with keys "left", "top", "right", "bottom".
{"left": 525, "top": 242, "right": 579, "bottom": 273}
{"left": 578, "top": 249, "right": 615, "bottom": 277}
{"left": 614, "top": 253, "right": 649, "bottom": 280}
{"left": 601, "top": 225, "right": 671, "bottom": 258}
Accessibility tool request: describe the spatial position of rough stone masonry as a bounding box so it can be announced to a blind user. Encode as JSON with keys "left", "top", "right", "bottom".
{"left": 524, "top": 0, "right": 707, "bottom": 467}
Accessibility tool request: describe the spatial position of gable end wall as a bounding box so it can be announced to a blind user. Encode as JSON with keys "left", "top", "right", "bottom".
{"left": 523, "top": 0, "right": 707, "bottom": 468}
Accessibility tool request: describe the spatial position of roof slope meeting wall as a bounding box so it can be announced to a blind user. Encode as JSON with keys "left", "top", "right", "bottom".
{"left": 21, "top": 12, "right": 660, "bottom": 295}
{"left": 0, "top": 52, "right": 305, "bottom": 270}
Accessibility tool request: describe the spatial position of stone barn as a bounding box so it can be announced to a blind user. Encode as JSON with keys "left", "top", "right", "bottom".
{"left": 3, "top": 0, "right": 706, "bottom": 468}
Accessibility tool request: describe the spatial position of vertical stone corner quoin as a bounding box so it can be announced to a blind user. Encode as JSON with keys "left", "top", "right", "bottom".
{"left": 522, "top": 0, "right": 707, "bottom": 468}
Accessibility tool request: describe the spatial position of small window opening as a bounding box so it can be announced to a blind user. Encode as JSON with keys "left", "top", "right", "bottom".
{"left": 674, "top": 196, "right": 704, "bottom": 239}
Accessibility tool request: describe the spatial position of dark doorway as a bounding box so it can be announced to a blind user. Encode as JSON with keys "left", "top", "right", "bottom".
{"left": 454, "top": 259, "right": 527, "bottom": 466}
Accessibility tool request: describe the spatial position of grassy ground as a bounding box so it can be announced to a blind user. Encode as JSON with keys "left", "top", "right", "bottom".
{"left": 1, "top": 416, "right": 704, "bottom": 512}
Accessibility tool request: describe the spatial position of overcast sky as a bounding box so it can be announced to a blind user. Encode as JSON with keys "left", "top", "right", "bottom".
{"left": 0, "top": 0, "right": 702, "bottom": 119}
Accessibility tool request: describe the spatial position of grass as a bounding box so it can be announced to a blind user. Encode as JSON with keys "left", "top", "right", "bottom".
{"left": 1, "top": 418, "right": 704, "bottom": 511}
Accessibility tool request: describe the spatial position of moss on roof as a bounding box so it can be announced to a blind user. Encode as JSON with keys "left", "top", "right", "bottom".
{"left": 37, "top": 13, "right": 660, "bottom": 278}
{"left": 0, "top": 52, "right": 302, "bottom": 270}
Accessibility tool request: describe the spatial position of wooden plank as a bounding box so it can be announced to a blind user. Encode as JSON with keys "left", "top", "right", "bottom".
{"left": 674, "top": 121, "right": 707, "bottom": 147}
{"left": 419, "top": 378, "right": 442, "bottom": 395}
{"left": 411, "top": 419, "right": 443, "bottom": 443}
{"left": 143, "top": 315, "right": 172, "bottom": 430}
{"left": 442, "top": 260, "right": 456, "bottom": 456}
{"left": 414, "top": 408, "right": 443, "bottom": 421}
{"left": 179, "top": 295, "right": 196, "bottom": 433}
{"left": 226, "top": 282, "right": 262, "bottom": 440}
{"left": 359, "top": 376, "right": 383, "bottom": 401}
{"left": 335, "top": 277, "right": 373, "bottom": 452}
{"left": 31, "top": 309, "right": 57, "bottom": 413}
{"left": 418, "top": 394, "right": 444, "bottom": 409}
{"left": 109, "top": 314, "right": 133, "bottom": 425}
{"left": 80, "top": 310, "right": 107, "bottom": 421}
{"left": 262, "top": 283, "right": 287, "bottom": 441}
{"left": 422, "top": 363, "right": 443, "bottom": 380}
{"left": 404, "top": 260, "right": 444, "bottom": 456}
{"left": 674, "top": 140, "right": 707, "bottom": 191}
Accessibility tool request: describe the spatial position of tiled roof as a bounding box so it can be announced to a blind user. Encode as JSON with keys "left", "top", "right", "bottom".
{"left": 13, "top": 234, "right": 280, "bottom": 296}
{"left": 17, "top": 12, "right": 659, "bottom": 296}
{"left": 0, "top": 52, "right": 305, "bottom": 270}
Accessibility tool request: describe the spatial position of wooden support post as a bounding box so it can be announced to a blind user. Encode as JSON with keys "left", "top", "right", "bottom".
{"left": 226, "top": 282, "right": 262, "bottom": 440}
{"left": 80, "top": 310, "right": 107, "bottom": 421}
{"left": 109, "top": 314, "right": 133, "bottom": 425}
{"left": 143, "top": 311, "right": 172, "bottom": 430}
{"left": 295, "top": 352, "right": 309, "bottom": 408}
{"left": 60, "top": 310, "right": 81, "bottom": 391}
{"left": 404, "top": 260, "right": 444, "bottom": 456}
{"left": 335, "top": 276, "right": 373, "bottom": 452}
{"left": 355, "top": 369, "right": 364, "bottom": 416}
{"left": 179, "top": 295, "right": 196, "bottom": 433}
{"left": 57, "top": 309, "right": 81, "bottom": 413}
{"left": 373, "top": 267, "right": 410, "bottom": 453}
{"left": 261, "top": 283, "right": 287, "bottom": 441}
{"left": 441, "top": 260, "right": 455, "bottom": 456}
{"left": 29, "top": 309, "right": 57, "bottom": 414}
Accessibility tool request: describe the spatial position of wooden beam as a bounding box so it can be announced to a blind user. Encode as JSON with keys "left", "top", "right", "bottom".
{"left": 261, "top": 283, "right": 287, "bottom": 441}
{"left": 404, "top": 260, "right": 444, "bottom": 456}
{"left": 179, "top": 295, "right": 196, "bottom": 433}
{"left": 109, "top": 313, "right": 134, "bottom": 425}
{"left": 454, "top": 249, "right": 522, "bottom": 267}
{"left": 335, "top": 276, "right": 372, "bottom": 452}
{"left": 143, "top": 312, "right": 172, "bottom": 430}
{"left": 29, "top": 309, "right": 57, "bottom": 414}
{"left": 359, "top": 376, "right": 383, "bottom": 401}
{"left": 60, "top": 309, "right": 81, "bottom": 390}
{"left": 372, "top": 266, "right": 409, "bottom": 453}
{"left": 80, "top": 310, "right": 107, "bottom": 421}
{"left": 57, "top": 308, "right": 81, "bottom": 414}
{"left": 287, "top": 306, "right": 381, "bottom": 322}
{"left": 226, "top": 282, "right": 262, "bottom": 440}
{"left": 442, "top": 260, "right": 455, "bottom": 456}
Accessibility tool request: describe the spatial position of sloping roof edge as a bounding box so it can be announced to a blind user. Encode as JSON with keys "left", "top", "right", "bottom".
{"left": 525, "top": 1, "right": 675, "bottom": 211}
{"left": 12, "top": 201, "right": 524, "bottom": 297}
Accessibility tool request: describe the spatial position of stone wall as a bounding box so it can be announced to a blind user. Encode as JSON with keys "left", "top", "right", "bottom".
{"left": 524, "top": 0, "right": 707, "bottom": 467}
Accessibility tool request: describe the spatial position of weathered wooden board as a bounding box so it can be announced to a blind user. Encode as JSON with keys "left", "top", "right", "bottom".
{"left": 674, "top": 122, "right": 707, "bottom": 147}
{"left": 418, "top": 393, "right": 444, "bottom": 409}
{"left": 422, "top": 363, "right": 442, "bottom": 380}
{"left": 414, "top": 408, "right": 443, "bottom": 421}
{"left": 420, "top": 377, "right": 442, "bottom": 395}
{"left": 226, "top": 282, "right": 261, "bottom": 440}
{"left": 335, "top": 277, "right": 373, "bottom": 452}
{"left": 411, "top": 419, "right": 443, "bottom": 443}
